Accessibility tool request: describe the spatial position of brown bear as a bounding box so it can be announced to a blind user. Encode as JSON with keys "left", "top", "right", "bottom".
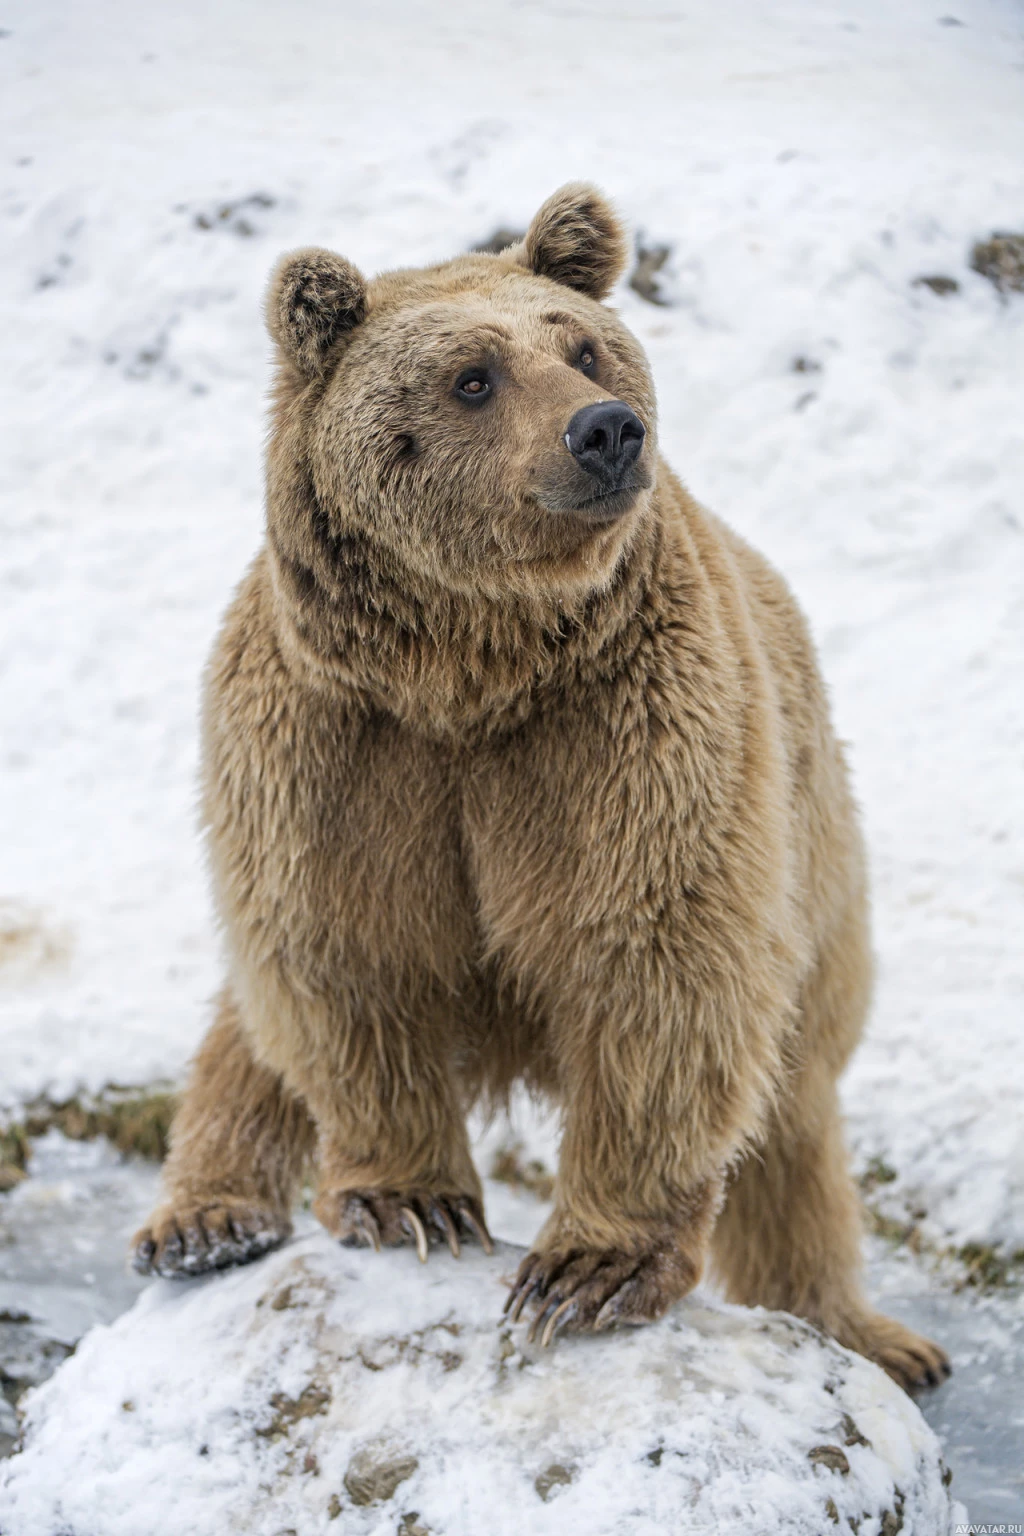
{"left": 133, "top": 184, "right": 948, "bottom": 1392}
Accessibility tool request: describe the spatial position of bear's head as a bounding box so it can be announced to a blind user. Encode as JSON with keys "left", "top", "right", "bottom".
{"left": 266, "top": 183, "right": 658, "bottom": 605}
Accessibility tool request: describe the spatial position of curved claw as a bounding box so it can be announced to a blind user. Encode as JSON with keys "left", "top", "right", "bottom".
{"left": 505, "top": 1262, "right": 542, "bottom": 1324}
{"left": 160, "top": 1224, "right": 184, "bottom": 1270}
{"left": 431, "top": 1201, "right": 461, "bottom": 1259}
{"left": 540, "top": 1296, "right": 578, "bottom": 1348}
{"left": 456, "top": 1199, "right": 495, "bottom": 1256}
{"left": 526, "top": 1298, "right": 551, "bottom": 1346}
{"left": 341, "top": 1195, "right": 383, "bottom": 1253}
{"left": 593, "top": 1289, "right": 628, "bottom": 1331}
{"left": 132, "top": 1237, "right": 156, "bottom": 1275}
{"left": 510, "top": 1283, "right": 541, "bottom": 1324}
{"left": 401, "top": 1205, "right": 429, "bottom": 1263}
{"left": 355, "top": 1206, "right": 383, "bottom": 1253}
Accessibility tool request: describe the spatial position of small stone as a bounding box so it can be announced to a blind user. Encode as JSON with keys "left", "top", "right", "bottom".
{"left": 841, "top": 1413, "right": 871, "bottom": 1448}
{"left": 344, "top": 1446, "right": 419, "bottom": 1507}
{"left": 912, "top": 275, "right": 960, "bottom": 296}
{"left": 808, "top": 1444, "right": 851, "bottom": 1475}
{"left": 535, "top": 1462, "right": 575, "bottom": 1500}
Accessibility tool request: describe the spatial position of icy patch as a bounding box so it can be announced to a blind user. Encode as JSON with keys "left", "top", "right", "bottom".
{"left": 0, "top": 1232, "right": 960, "bottom": 1536}
{"left": 0, "top": 1131, "right": 159, "bottom": 1345}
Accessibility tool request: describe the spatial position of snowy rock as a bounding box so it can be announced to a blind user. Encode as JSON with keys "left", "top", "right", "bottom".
{"left": 0, "top": 1233, "right": 959, "bottom": 1536}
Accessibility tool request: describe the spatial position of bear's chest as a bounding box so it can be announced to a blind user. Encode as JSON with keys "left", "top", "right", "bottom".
{"left": 330, "top": 720, "right": 478, "bottom": 989}
{"left": 460, "top": 677, "right": 702, "bottom": 978}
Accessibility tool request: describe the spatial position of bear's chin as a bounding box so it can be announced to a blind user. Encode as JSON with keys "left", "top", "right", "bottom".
{"left": 478, "top": 494, "right": 649, "bottom": 603}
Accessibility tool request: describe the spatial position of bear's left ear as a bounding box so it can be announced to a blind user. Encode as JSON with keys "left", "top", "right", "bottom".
{"left": 266, "top": 247, "right": 367, "bottom": 379}
{"left": 521, "top": 183, "right": 628, "bottom": 301}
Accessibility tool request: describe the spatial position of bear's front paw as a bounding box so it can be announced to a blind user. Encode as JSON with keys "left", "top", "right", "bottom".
{"left": 132, "top": 1199, "right": 290, "bottom": 1279}
{"left": 504, "top": 1239, "right": 698, "bottom": 1349}
{"left": 314, "top": 1187, "right": 494, "bottom": 1262}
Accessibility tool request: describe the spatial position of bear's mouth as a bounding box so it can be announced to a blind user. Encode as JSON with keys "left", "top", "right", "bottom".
{"left": 559, "top": 479, "right": 648, "bottom": 523}
{"left": 531, "top": 460, "right": 652, "bottom": 524}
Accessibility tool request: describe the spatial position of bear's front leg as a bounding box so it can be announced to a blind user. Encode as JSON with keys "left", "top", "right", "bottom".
{"left": 489, "top": 861, "right": 796, "bottom": 1346}
{"left": 313, "top": 1144, "right": 493, "bottom": 1263}
{"left": 132, "top": 992, "right": 316, "bottom": 1278}
{"left": 238, "top": 962, "right": 494, "bottom": 1265}
{"left": 505, "top": 1175, "right": 722, "bottom": 1348}
{"left": 316, "top": 1188, "right": 493, "bottom": 1261}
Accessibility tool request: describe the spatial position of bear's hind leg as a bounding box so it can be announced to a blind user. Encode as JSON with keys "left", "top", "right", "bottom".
{"left": 132, "top": 993, "right": 315, "bottom": 1278}
{"left": 711, "top": 902, "right": 950, "bottom": 1393}
{"left": 711, "top": 1003, "right": 950, "bottom": 1393}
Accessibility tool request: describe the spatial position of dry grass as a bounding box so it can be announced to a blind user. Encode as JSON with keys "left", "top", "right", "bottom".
{"left": 1, "top": 1085, "right": 177, "bottom": 1187}
{"left": 859, "top": 1157, "right": 1023, "bottom": 1293}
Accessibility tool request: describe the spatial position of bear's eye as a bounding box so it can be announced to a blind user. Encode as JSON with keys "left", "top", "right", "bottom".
{"left": 454, "top": 369, "right": 492, "bottom": 405}
{"left": 577, "top": 344, "right": 596, "bottom": 373}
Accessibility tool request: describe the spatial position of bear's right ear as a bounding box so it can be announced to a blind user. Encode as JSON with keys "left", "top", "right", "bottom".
{"left": 266, "top": 248, "right": 367, "bottom": 379}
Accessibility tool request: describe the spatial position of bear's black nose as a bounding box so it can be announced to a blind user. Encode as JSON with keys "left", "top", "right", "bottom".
{"left": 564, "top": 401, "right": 646, "bottom": 490}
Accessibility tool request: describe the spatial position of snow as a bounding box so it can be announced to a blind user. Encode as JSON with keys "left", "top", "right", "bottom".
{"left": 0, "top": 1231, "right": 962, "bottom": 1536}
{"left": 0, "top": 0, "right": 1022, "bottom": 1523}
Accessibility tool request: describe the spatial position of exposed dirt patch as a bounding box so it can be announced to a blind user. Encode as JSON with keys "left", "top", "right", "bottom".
{"left": 971, "top": 232, "right": 1024, "bottom": 294}
{"left": 256, "top": 1382, "right": 331, "bottom": 1441}
{"left": 0, "top": 902, "right": 72, "bottom": 983}
{"left": 489, "top": 1141, "right": 554, "bottom": 1201}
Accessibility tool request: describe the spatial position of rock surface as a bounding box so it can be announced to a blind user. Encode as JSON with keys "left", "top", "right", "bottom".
{"left": 0, "top": 1232, "right": 960, "bottom": 1536}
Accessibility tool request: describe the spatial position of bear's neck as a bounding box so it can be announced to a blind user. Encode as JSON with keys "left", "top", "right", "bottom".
{"left": 266, "top": 487, "right": 667, "bottom": 738}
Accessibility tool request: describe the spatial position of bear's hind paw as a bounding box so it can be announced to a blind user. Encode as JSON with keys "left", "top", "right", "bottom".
{"left": 835, "top": 1309, "right": 952, "bottom": 1395}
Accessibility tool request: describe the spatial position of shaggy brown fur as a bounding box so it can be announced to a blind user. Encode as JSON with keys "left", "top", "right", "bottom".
{"left": 133, "top": 184, "right": 948, "bottom": 1392}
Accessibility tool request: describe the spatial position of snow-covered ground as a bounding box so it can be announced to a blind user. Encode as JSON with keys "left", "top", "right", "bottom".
{"left": 1, "top": 0, "right": 1022, "bottom": 1522}
{"left": 0, "top": 1228, "right": 962, "bottom": 1536}
{"left": 2, "top": 1128, "right": 1022, "bottom": 1524}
